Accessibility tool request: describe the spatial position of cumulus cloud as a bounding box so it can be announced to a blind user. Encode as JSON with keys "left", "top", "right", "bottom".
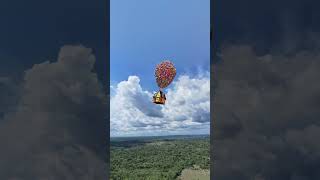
{"left": 213, "top": 45, "right": 320, "bottom": 180}
{"left": 0, "top": 45, "right": 107, "bottom": 179}
{"left": 110, "top": 72, "right": 210, "bottom": 137}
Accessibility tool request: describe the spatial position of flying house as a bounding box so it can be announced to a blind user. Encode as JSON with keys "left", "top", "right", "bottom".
{"left": 153, "top": 91, "right": 166, "bottom": 105}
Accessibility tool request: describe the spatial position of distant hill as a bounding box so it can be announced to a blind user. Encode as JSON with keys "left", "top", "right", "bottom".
{"left": 111, "top": 134, "right": 210, "bottom": 142}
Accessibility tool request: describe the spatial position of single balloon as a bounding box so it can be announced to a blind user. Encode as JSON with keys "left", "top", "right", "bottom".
{"left": 155, "top": 61, "right": 176, "bottom": 89}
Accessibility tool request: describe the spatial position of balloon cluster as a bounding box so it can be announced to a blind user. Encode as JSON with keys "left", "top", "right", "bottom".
{"left": 155, "top": 60, "right": 176, "bottom": 89}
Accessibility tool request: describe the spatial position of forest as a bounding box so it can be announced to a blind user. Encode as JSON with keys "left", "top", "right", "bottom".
{"left": 110, "top": 136, "right": 210, "bottom": 180}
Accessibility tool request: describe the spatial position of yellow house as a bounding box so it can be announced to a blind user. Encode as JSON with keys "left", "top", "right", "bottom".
{"left": 153, "top": 91, "right": 166, "bottom": 105}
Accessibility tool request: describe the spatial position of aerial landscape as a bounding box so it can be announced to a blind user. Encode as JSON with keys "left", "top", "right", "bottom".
{"left": 110, "top": 135, "right": 210, "bottom": 180}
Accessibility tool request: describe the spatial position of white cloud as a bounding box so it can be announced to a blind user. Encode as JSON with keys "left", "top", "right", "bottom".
{"left": 110, "top": 73, "right": 210, "bottom": 137}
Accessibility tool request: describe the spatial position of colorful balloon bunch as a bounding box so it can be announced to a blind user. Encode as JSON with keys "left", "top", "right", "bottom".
{"left": 155, "top": 60, "right": 176, "bottom": 89}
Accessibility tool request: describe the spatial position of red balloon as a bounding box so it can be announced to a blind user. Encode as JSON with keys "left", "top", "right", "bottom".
{"left": 155, "top": 61, "right": 176, "bottom": 89}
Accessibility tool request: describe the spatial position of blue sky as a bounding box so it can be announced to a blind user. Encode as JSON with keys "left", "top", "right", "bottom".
{"left": 111, "top": 0, "right": 210, "bottom": 91}
{"left": 110, "top": 0, "right": 210, "bottom": 137}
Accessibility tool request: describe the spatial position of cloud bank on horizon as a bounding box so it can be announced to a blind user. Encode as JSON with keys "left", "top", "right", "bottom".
{"left": 111, "top": 72, "right": 210, "bottom": 137}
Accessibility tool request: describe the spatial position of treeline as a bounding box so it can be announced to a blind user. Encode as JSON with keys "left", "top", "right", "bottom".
{"left": 110, "top": 138, "right": 210, "bottom": 180}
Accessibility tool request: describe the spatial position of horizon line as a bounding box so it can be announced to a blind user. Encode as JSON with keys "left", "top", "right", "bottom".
{"left": 110, "top": 133, "right": 210, "bottom": 138}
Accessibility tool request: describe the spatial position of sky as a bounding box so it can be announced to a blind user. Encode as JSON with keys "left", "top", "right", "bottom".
{"left": 110, "top": 0, "right": 210, "bottom": 137}
{"left": 0, "top": 0, "right": 107, "bottom": 83}
{"left": 111, "top": 0, "right": 210, "bottom": 91}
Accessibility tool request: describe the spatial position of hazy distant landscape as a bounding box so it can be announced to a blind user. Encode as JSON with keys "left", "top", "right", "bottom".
{"left": 110, "top": 135, "right": 210, "bottom": 180}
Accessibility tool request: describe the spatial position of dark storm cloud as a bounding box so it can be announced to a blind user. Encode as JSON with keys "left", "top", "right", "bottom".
{"left": 0, "top": 45, "right": 107, "bottom": 179}
{"left": 213, "top": 44, "right": 320, "bottom": 180}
